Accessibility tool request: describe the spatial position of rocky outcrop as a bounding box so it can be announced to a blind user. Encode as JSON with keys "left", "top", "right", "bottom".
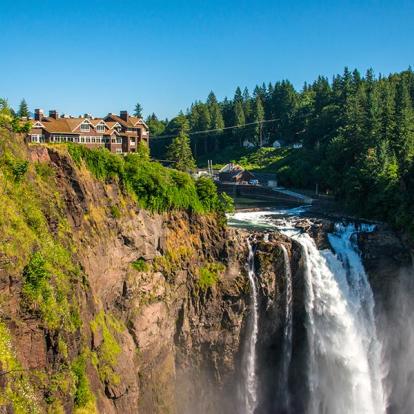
{"left": 1, "top": 145, "right": 299, "bottom": 414}
{"left": 358, "top": 224, "right": 413, "bottom": 308}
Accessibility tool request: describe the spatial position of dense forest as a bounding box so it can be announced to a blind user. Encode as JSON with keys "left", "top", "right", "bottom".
{"left": 149, "top": 67, "right": 414, "bottom": 236}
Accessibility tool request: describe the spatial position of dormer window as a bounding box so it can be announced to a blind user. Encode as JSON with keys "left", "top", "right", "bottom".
{"left": 80, "top": 122, "right": 90, "bottom": 132}
{"left": 96, "top": 124, "right": 105, "bottom": 132}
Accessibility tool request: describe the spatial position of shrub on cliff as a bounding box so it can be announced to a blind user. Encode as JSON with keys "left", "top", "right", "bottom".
{"left": 67, "top": 144, "right": 234, "bottom": 214}
{"left": 197, "top": 262, "right": 225, "bottom": 291}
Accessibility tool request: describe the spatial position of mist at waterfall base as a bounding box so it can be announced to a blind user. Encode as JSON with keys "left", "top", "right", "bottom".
{"left": 229, "top": 210, "right": 414, "bottom": 414}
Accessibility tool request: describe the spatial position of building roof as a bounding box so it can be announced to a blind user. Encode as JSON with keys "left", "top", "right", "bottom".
{"left": 219, "top": 163, "right": 244, "bottom": 173}
{"left": 29, "top": 111, "right": 148, "bottom": 135}
{"left": 104, "top": 113, "right": 146, "bottom": 129}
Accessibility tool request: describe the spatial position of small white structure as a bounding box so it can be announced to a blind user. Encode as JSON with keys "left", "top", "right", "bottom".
{"left": 293, "top": 142, "right": 303, "bottom": 149}
{"left": 272, "top": 140, "right": 282, "bottom": 148}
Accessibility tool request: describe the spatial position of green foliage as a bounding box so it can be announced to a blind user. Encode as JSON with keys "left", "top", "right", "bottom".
{"left": 131, "top": 258, "right": 149, "bottom": 272}
{"left": 0, "top": 138, "right": 83, "bottom": 333}
{"left": 35, "top": 162, "right": 54, "bottom": 179}
{"left": 0, "top": 321, "right": 39, "bottom": 413}
{"left": 68, "top": 144, "right": 226, "bottom": 214}
{"left": 166, "top": 130, "right": 196, "bottom": 172}
{"left": 153, "top": 68, "right": 414, "bottom": 236}
{"left": 109, "top": 205, "right": 121, "bottom": 219}
{"left": 68, "top": 144, "right": 125, "bottom": 181}
{"left": 133, "top": 102, "right": 143, "bottom": 118}
{"left": 71, "top": 354, "right": 95, "bottom": 409}
{"left": 146, "top": 113, "right": 167, "bottom": 136}
{"left": 22, "top": 249, "right": 81, "bottom": 331}
{"left": 4, "top": 155, "right": 29, "bottom": 182}
{"left": 90, "top": 311, "right": 124, "bottom": 386}
{"left": 0, "top": 98, "right": 13, "bottom": 128}
{"left": 197, "top": 262, "right": 225, "bottom": 291}
{"left": 196, "top": 176, "right": 234, "bottom": 213}
{"left": 18, "top": 99, "right": 29, "bottom": 118}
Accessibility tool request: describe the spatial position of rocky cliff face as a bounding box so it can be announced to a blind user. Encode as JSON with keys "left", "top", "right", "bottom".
{"left": 0, "top": 144, "right": 298, "bottom": 414}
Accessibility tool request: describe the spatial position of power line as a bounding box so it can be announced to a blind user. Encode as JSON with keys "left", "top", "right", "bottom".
{"left": 151, "top": 117, "right": 281, "bottom": 141}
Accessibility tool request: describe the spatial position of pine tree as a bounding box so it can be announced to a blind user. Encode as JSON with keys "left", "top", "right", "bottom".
{"left": 207, "top": 92, "right": 224, "bottom": 130}
{"left": 233, "top": 101, "right": 245, "bottom": 147}
{"left": 146, "top": 113, "right": 166, "bottom": 136}
{"left": 242, "top": 87, "right": 252, "bottom": 122}
{"left": 393, "top": 78, "right": 414, "bottom": 171}
{"left": 167, "top": 130, "right": 196, "bottom": 172}
{"left": 165, "top": 112, "right": 190, "bottom": 136}
{"left": 251, "top": 96, "right": 264, "bottom": 146}
{"left": 207, "top": 92, "right": 224, "bottom": 151}
{"left": 134, "top": 102, "right": 143, "bottom": 117}
{"left": 18, "top": 99, "right": 29, "bottom": 118}
{"left": 363, "top": 68, "right": 381, "bottom": 149}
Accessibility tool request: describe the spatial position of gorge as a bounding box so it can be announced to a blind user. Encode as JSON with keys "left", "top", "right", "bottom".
{"left": 0, "top": 135, "right": 413, "bottom": 414}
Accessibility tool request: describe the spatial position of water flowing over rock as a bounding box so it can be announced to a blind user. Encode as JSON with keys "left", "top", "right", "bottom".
{"left": 229, "top": 209, "right": 413, "bottom": 414}
{"left": 278, "top": 244, "right": 292, "bottom": 412}
{"left": 244, "top": 239, "right": 260, "bottom": 414}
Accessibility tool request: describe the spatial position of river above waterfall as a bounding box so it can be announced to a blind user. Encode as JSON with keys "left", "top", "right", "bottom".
{"left": 228, "top": 207, "right": 413, "bottom": 414}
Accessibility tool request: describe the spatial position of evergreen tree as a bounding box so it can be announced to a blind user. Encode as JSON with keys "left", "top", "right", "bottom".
{"left": 207, "top": 91, "right": 224, "bottom": 151}
{"left": 146, "top": 113, "right": 166, "bottom": 136}
{"left": 18, "top": 99, "right": 29, "bottom": 118}
{"left": 251, "top": 96, "right": 264, "bottom": 146}
{"left": 242, "top": 87, "right": 252, "bottom": 122}
{"left": 234, "top": 87, "right": 243, "bottom": 104}
{"left": 393, "top": 79, "right": 414, "bottom": 171}
{"left": 165, "top": 112, "right": 190, "bottom": 136}
{"left": 167, "top": 130, "right": 196, "bottom": 172}
{"left": 233, "top": 101, "right": 245, "bottom": 147}
{"left": 133, "top": 102, "right": 143, "bottom": 117}
{"left": 207, "top": 92, "right": 223, "bottom": 130}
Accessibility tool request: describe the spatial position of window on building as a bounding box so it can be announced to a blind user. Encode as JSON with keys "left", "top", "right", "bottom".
{"left": 96, "top": 125, "right": 105, "bottom": 132}
{"left": 80, "top": 122, "right": 90, "bottom": 132}
{"left": 85, "top": 137, "right": 91, "bottom": 143}
{"left": 117, "top": 138, "right": 122, "bottom": 144}
{"left": 111, "top": 138, "right": 116, "bottom": 143}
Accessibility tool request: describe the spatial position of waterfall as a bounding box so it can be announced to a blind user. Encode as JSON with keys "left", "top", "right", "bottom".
{"left": 278, "top": 244, "right": 293, "bottom": 411}
{"left": 294, "top": 225, "right": 386, "bottom": 414}
{"left": 230, "top": 211, "right": 389, "bottom": 413}
{"left": 245, "top": 239, "right": 259, "bottom": 414}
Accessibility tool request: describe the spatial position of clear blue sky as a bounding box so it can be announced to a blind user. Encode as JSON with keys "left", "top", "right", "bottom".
{"left": 1, "top": 0, "right": 413, "bottom": 119}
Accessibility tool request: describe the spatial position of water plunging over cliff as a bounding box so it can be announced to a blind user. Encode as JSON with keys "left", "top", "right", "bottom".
{"left": 245, "top": 239, "right": 259, "bottom": 414}
{"left": 230, "top": 211, "right": 389, "bottom": 414}
{"left": 297, "top": 227, "right": 386, "bottom": 414}
{"left": 278, "top": 245, "right": 293, "bottom": 412}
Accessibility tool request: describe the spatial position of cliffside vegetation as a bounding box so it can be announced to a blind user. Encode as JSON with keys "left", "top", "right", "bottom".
{"left": 0, "top": 112, "right": 235, "bottom": 413}
{"left": 150, "top": 68, "right": 414, "bottom": 237}
{"left": 67, "top": 143, "right": 233, "bottom": 214}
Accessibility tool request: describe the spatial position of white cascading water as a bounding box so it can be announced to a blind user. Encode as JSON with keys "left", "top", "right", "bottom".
{"left": 245, "top": 239, "right": 259, "bottom": 414}
{"left": 229, "top": 211, "right": 388, "bottom": 413}
{"left": 295, "top": 225, "right": 387, "bottom": 414}
{"left": 279, "top": 244, "right": 293, "bottom": 411}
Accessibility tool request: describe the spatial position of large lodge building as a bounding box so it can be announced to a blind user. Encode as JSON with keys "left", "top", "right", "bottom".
{"left": 27, "top": 109, "right": 149, "bottom": 154}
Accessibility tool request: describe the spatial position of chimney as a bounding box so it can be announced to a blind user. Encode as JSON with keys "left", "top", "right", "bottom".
{"left": 120, "top": 110, "right": 129, "bottom": 121}
{"left": 49, "top": 110, "right": 58, "bottom": 119}
{"left": 34, "top": 108, "right": 44, "bottom": 121}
